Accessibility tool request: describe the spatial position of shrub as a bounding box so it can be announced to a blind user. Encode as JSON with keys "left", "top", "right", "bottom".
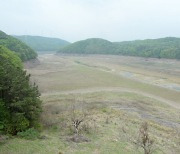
{"left": 17, "top": 128, "right": 40, "bottom": 140}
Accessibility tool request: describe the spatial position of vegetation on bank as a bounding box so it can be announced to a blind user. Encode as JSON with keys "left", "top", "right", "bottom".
{"left": 14, "top": 35, "right": 70, "bottom": 51}
{"left": 58, "top": 37, "right": 180, "bottom": 59}
{"left": 0, "top": 46, "right": 42, "bottom": 135}
{"left": 0, "top": 30, "right": 37, "bottom": 61}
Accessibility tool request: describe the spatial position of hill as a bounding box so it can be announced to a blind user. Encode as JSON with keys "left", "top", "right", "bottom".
{"left": 58, "top": 38, "right": 114, "bottom": 54}
{"left": 0, "top": 45, "right": 22, "bottom": 68}
{"left": 0, "top": 30, "right": 37, "bottom": 61}
{"left": 114, "top": 37, "right": 180, "bottom": 59}
{"left": 14, "top": 35, "right": 70, "bottom": 51}
{"left": 58, "top": 37, "right": 180, "bottom": 59}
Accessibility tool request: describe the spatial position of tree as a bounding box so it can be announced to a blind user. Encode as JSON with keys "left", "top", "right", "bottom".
{"left": 0, "top": 46, "right": 42, "bottom": 135}
{"left": 134, "top": 122, "right": 154, "bottom": 154}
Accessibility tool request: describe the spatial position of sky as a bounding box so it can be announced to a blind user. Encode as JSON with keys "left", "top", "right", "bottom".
{"left": 0, "top": 0, "right": 180, "bottom": 42}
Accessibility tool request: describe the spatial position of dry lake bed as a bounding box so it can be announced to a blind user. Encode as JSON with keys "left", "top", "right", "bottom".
{"left": 1, "top": 53, "right": 179, "bottom": 154}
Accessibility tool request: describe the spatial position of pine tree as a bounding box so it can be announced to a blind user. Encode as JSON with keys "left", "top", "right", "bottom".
{"left": 0, "top": 46, "right": 42, "bottom": 135}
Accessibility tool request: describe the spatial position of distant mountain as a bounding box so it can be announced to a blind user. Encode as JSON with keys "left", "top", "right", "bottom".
{"left": 0, "top": 30, "right": 37, "bottom": 61}
{"left": 58, "top": 38, "right": 115, "bottom": 54}
{"left": 58, "top": 37, "right": 180, "bottom": 59}
{"left": 14, "top": 35, "right": 70, "bottom": 51}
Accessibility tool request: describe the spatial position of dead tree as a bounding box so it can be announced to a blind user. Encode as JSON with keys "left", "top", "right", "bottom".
{"left": 70, "top": 103, "right": 88, "bottom": 135}
{"left": 72, "top": 118, "right": 84, "bottom": 135}
{"left": 134, "top": 122, "right": 154, "bottom": 154}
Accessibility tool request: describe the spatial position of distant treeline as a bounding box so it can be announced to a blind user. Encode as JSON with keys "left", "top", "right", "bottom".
{"left": 58, "top": 37, "right": 180, "bottom": 59}
{"left": 2, "top": 29, "right": 180, "bottom": 59}
{"left": 0, "top": 30, "right": 37, "bottom": 61}
{"left": 14, "top": 35, "right": 70, "bottom": 51}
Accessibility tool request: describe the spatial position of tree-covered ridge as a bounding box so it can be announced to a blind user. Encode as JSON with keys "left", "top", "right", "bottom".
{"left": 0, "top": 45, "right": 22, "bottom": 68}
{"left": 0, "top": 30, "right": 37, "bottom": 61}
{"left": 0, "top": 31, "right": 8, "bottom": 39}
{"left": 58, "top": 38, "right": 115, "bottom": 54}
{"left": 114, "top": 37, "right": 180, "bottom": 59}
{"left": 14, "top": 35, "right": 70, "bottom": 51}
{"left": 0, "top": 46, "right": 42, "bottom": 135}
{"left": 58, "top": 37, "right": 180, "bottom": 59}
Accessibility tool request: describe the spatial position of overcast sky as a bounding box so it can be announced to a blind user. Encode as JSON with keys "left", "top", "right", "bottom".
{"left": 0, "top": 0, "right": 180, "bottom": 42}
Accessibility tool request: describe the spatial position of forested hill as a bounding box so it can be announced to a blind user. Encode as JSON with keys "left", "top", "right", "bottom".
{"left": 14, "top": 35, "right": 70, "bottom": 51}
{"left": 58, "top": 37, "right": 180, "bottom": 59}
{"left": 0, "top": 45, "right": 22, "bottom": 68}
{"left": 0, "top": 30, "right": 37, "bottom": 61}
{"left": 58, "top": 38, "right": 115, "bottom": 54}
{"left": 114, "top": 37, "right": 180, "bottom": 59}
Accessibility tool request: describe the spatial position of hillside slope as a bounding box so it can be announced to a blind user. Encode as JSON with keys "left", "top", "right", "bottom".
{"left": 14, "top": 35, "right": 70, "bottom": 51}
{"left": 58, "top": 38, "right": 114, "bottom": 54}
{"left": 58, "top": 37, "right": 180, "bottom": 59}
{"left": 0, "top": 30, "right": 37, "bottom": 61}
{"left": 0, "top": 45, "right": 22, "bottom": 68}
{"left": 114, "top": 37, "right": 180, "bottom": 59}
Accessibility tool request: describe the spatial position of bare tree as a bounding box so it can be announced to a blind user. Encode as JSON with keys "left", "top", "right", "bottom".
{"left": 134, "top": 122, "right": 154, "bottom": 154}
{"left": 70, "top": 103, "right": 88, "bottom": 135}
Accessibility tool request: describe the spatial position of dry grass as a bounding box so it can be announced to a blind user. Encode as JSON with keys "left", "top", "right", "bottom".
{"left": 0, "top": 54, "right": 179, "bottom": 154}
{"left": 27, "top": 55, "right": 180, "bottom": 105}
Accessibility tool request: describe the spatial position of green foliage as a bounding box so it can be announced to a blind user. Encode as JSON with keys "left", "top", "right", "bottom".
{"left": 0, "top": 30, "right": 37, "bottom": 61}
{"left": 0, "top": 48, "right": 42, "bottom": 135}
{"left": 17, "top": 128, "right": 40, "bottom": 140}
{"left": 14, "top": 35, "right": 70, "bottom": 51}
{"left": 4, "top": 114, "right": 29, "bottom": 134}
{"left": 0, "top": 123, "right": 4, "bottom": 130}
{"left": 58, "top": 37, "right": 180, "bottom": 59}
{"left": 114, "top": 37, "right": 180, "bottom": 59}
{"left": 0, "top": 100, "right": 9, "bottom": 132}
{"left": 0, "top": 31, "right": 8, "bottom": 39}
{"left": 0, "top": 45, "right": 22, "bottom": 68}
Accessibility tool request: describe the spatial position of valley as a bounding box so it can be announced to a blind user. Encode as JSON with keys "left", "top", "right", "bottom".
{"left": 2, "top": 53, "right": 179, "bottom": 154}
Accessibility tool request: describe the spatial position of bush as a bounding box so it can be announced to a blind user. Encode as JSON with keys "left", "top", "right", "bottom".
{"left": 17, "top": 128, "right": 40, "bottom": 140}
